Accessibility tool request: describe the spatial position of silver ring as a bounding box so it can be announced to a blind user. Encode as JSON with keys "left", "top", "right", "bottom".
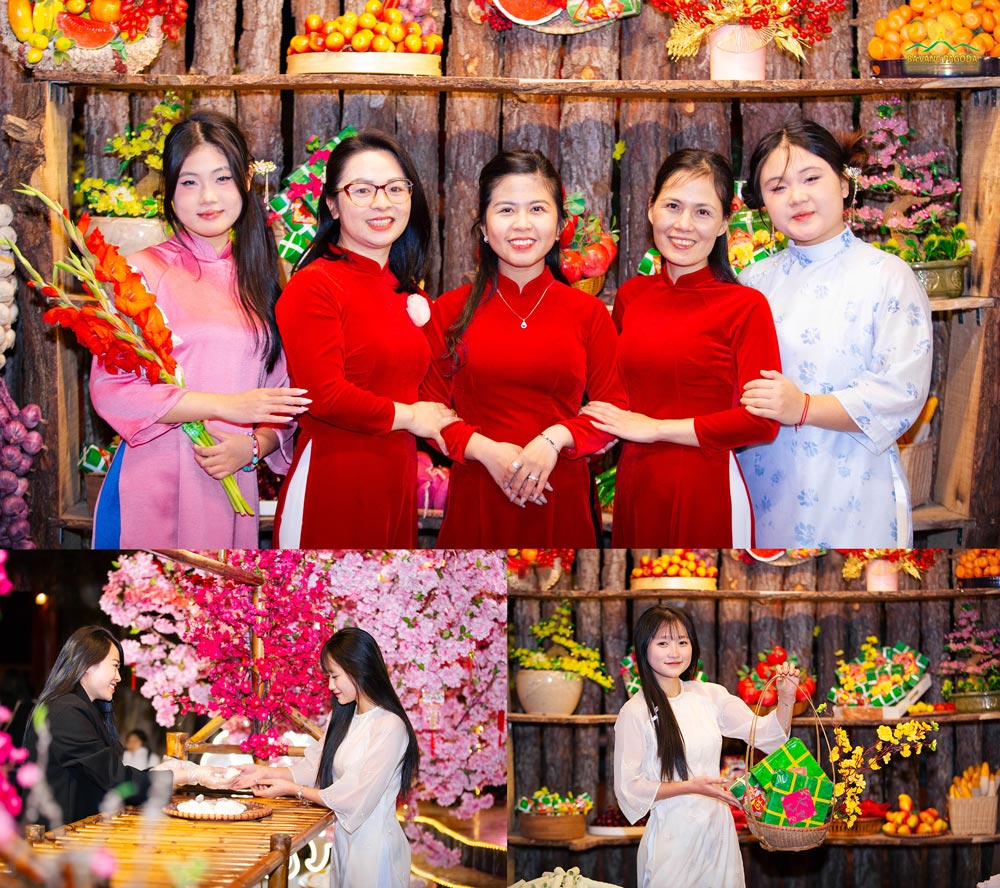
{"left": 527, "top": 474, "right": 540, "bottom": 481}
{"left": 511, "top": 461, "right": 522, "bottom": 470}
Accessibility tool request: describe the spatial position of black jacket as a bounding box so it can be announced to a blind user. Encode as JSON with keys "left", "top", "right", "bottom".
{"left": 23, "top": 685, "right": 172, "bottom": 828}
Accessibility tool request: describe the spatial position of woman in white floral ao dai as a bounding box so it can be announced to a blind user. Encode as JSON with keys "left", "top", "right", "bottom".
{"left": 737, "top": 119, "right": 932, "bottom": 546}
{"left": 234, "top": 627, "right": 419, "bottom": 888}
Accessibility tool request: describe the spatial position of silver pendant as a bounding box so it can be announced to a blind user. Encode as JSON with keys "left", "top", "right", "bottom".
{"left": 520, "top": 320, "right": 527, "bottom": 329}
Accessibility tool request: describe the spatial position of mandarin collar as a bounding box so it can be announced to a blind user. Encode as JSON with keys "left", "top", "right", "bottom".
{"left": 787, "top": 225, "right": 856, "bottom": 264}
{"left": 328, "top": 245, "right": 395, "bottom": 278}
{"left": 175, "top": 231, "right": 233, "bottom": 262}
{"left": 658, "top": 264, "right": 717, "bottom": 290}
{"left": 496, "top": 267, "right": 556, "bottom": 300}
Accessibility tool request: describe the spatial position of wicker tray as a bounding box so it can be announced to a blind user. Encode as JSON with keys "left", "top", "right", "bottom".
{"left": 164, "top": 799, "right": 273, "bottom": 822}
{"left": 830, "top": 815, "right": 883, "bottom": 835}
{"left": 630, "top": 576, "right": 718, "bottom": 591}
{"left": 286, "top": 51, "right": 441, "bottom": 76}
{"left": 869, "top": 56, "right": 1000, "bottom": 77}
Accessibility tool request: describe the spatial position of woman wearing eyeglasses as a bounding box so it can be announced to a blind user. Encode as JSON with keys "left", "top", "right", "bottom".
{"left": 274, "top": 130, "right": 454, "bottom": 547}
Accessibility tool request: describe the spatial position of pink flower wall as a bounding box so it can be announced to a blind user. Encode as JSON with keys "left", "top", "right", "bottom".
{"left": 100, "top": 549, "right": 506, "bottom": 818}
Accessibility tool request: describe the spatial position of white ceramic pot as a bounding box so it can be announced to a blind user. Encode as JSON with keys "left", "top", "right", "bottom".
{"left": 709, "top": 25, "right": 769, "bottom": 80}
{"left": 865, "top": 558, "right": 899, "bottom": 592}
{"left": 515, "top": 669, "right": 584, "bottom": 715}
{"left": 88, "top": 216, "right": 168, "bottom": 257}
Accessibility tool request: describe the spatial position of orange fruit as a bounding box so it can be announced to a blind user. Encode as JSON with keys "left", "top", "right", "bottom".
{"left": 898, "top": 4, "right": 915, "bottom": 20}
{"left": 868, "top": 35, "right": 887, "bottom": 56}
{"left": 371, "top": 34, "right": 393, "bottom": 51}
{"left": 923, "top": 3, "right": 941, "bottom": 15}
{"left": 403, "top": 33, "right": 422, "bottom": 51}
{"left": 981, "top": 10, "right": 996, "bottom": 29}
{"left": 887, "top": 10, "right": 907, "bottom": 29}
{"left": 383, "top": 8, "right": 403, "bottom": 23}
{"left": 952, "top": 24, "right": 975, "bottom": 41}
{"left": 387, "top": 22, "right": 406, "bottom": 41}
{"left": 939, "top": 0, "right": 952, "bottom": 9}
{"left": 364, "top": 0, "right": 384, "bottom": 15}
{"left": 885, "top": 28, "right": 903, "bottom": 43}
{"left": 905, "top": 18, "right": 929, "bottom": 39}
{"left": 985, "top": 0, "right": 999, "bottom": 9}
{"left": 910, "top": 0, "right": 928, "bottom": 11}
{"left": 288, "top": 33, "right": 310, "bottom": 53}
{"left": 938, "top": 9, "right": 962, "bottom": 27}
{"left": 875, "top": 16, "right": 890, "bottom": 35}
{"left": 358, "top": 12, "right": 378, "bottom": 29}
{"left": 884, "top": 40, "right": 904, "bottom": 56}
{"left": 374, "top": 21, "right": 391, "bottom": 33}
{"left": 952, "top": 0, "right": 972, "bottom": 11}
{"left": 339, "top": 21, "right": 357, "bottom": 38}
{"left": 962, "top": 8, "right": 981, "bottom": 24}
{"left": 351, "top": 29, "right": 373, "bottom": 50}
{"left": 325, "top": 31, "right": 346, "bottom": 50}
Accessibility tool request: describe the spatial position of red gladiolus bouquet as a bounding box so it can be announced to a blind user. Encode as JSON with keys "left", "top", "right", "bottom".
{"left": 4, "top": 184, "right": 252, "bottom": 515}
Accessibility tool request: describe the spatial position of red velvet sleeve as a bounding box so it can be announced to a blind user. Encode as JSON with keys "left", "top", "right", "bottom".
{"left": 692, "top": 292, "right": 782, "bottom": 452}
{"left": 558, "top": 299, "right": 627, "bottom": 459}
{"left": 419, "top": 289, "right": 479, "bottom": 464}
{"left": 277, "top": 266, "right": 395, "bottom": 435}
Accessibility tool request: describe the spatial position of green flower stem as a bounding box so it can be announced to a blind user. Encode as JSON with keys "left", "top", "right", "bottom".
{"left": 180, "top": 421, "right": 254, "bottom": 516}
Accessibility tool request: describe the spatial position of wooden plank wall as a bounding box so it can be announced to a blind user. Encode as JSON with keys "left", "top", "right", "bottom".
{"left": 510, "top": 549, "right": 1000, "bottom": 887}
{"left": 0, "top": 3, "right": 998, "bottom": 544}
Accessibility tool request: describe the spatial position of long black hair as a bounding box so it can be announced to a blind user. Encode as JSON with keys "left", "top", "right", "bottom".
{"left": 443, "top": 150, "right": 569, "bottom": 371}
{"left": 650, "top": 148, "right": 739, "bottom": 285}
{"left": 161, "top": 110, "right": 283, "bottom": 373}
{"left": 32, "top": 626, "right": 125, "bottom": 755}
{"left": 633, "top": 606, "right": 701, "bottom": 782}
{"left": 293, "top": 130, "right": 431, "bottom": 295}
{"left": 316, "top": 627, "right": 419, "bottom": 796}
{"left": 742, "top": 118, "right": 866, "bottom": 214}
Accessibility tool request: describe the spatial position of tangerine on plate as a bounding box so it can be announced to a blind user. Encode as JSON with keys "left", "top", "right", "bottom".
{"left": 869, "top": 35, "right": 887, "bottom": 56}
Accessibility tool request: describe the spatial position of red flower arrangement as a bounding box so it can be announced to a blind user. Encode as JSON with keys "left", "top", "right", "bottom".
{"left": 839, "top": 549, "right": 939, "bottom": 581}
{"left": 4, "top": 185, "right": 252, "bottom": 515}
{"left": 649, "top": 0, "right": 846, "bottom": 61}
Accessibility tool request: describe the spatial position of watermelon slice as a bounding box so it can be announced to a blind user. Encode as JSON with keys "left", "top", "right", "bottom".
{"left": 57, "top": 12, "right": 119, "bottom": 49}
{"left": 747, "top": 549, "right": 786, "bottom": 562}
{"left": 491, "top": 0, "right": 562, "bottom": 26}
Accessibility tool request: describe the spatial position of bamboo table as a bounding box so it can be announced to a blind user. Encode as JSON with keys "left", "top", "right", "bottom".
{"left": 28, "top": 797, "right": 335, "bottom": 887}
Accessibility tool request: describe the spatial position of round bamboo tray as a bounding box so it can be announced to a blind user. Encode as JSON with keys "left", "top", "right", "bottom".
{"left": 630, "top": 576, "right": 718, "bottom": 591}
{"left": 519, "top": 813, "right": 587, "bottom": 839}
{"left": 164, "top": 799, "right": 273, "bottom": 822}
{"left": 286, "top": 51, "right": 442, "bottom": 76}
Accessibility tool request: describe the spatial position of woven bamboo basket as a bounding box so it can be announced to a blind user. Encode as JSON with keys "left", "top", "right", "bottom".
{"left": 519, "top": 813, "right": 587, "bottom": 839}
{"left": 829, "top": 815, "right": 883, "bottom": 835}
{"left": 743, "top": 675, "right": 832, "bottom": 852}
{"left": 572, "top": 274, "right": 606, "bottom": 296}
{"left": 898, "top": 439, "right": 933, "bottom": 507}
{"left": 948, "top": 795, "right": 998, "bottom": 836}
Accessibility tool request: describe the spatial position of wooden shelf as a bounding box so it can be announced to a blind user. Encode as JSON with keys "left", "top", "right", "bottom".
{"left": 28, "top": 71, "right": 1000, "bottom": 98}
{"left": 913, "top": 502, "right": 977, "bottom": 531}
{"left": 508, "top": 830, "right": 1000, "bottom": 849}
{"left": 508, "top": 587, "right": 1000, "bottom": 601}
{"left": 509, "top": 710, "right": 1000, "bottom": 726}
{"left": 929, "top": 295, "right": 995, "bottom": 312}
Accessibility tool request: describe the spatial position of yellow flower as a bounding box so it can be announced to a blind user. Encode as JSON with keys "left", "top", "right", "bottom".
{"left": 877, "top": 725, "right": 894, "bottom": 742}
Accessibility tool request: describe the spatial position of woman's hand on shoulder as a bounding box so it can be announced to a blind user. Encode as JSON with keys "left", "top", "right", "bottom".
{"left": 740, "top": 370, "right": 804, "bottom": 425}
{"left": 222, "top": 388, "right": 311, "bottom": 424}
{"left": 395, "top": 401, "right": 457, "bottom": 451}
{"left": 581, "top": 401, "right": 662, "bottom": 443}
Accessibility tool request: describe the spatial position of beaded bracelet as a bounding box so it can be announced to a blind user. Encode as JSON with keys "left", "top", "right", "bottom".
{"left": 794, "top": 393, "right": 811, "bottom": 433}
{"left": 539, "top": 432, "right": 561, "bottom": 454}
{"left": 242, "top": 431, "right": 260, "bottom": 472}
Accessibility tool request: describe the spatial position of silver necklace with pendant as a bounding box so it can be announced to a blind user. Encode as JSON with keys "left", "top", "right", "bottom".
{"left": 495, "top": 281, "right": 553, "bottom": 329}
